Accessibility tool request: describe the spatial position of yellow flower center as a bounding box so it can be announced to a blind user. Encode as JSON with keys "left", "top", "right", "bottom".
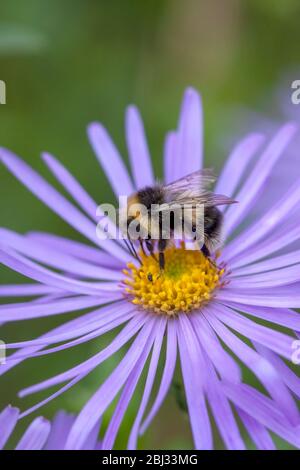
{"left": 123, "top": 243, "right": 225, "bottom": 316}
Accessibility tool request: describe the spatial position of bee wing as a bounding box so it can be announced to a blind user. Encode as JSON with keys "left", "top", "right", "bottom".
{"left": 169, "top": 192, "right": 237, "bottom": 210}
{"left": 164, "top": 168, "right": 215, "bottom": 198}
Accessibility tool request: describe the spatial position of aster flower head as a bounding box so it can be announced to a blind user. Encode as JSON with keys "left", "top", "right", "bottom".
{"left": 1, "top": 87, "right": 300, "bottom": 450}
{"left": 0, "top": 406, "right": 101, "bottom": 450}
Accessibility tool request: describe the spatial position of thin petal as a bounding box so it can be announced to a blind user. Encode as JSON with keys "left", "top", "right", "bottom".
{"left": 19, "top": 313, "right": 148, "bottom": 397}
{"left": 42, "top": 152, "right": 99, "bottom": 220}
{"left": 65, "top": 319, "right": 156, "bottom": 450}
{"left": 229, "top": 264, "right": 300, "bottom": 288}
{"left": 227, "top": 218, "right": 300, "bottom": 269}
{"left": 205, "top": 313, "right": 299, "bottom": 425}
{"left": 237, "top": 408, "right": 275, "bottom": 450}
{"left": 254, "top": 343, "right": 300, "bottom": 399}
{"left": 0, "top": 247, "right": 120, "bottom": 296}
{"left": 204, "top": 356, "right": 245, "bottom": 450}
{"left": 87, "top": 122, "right": 134, "bottom": 197}
{"left": 164, "top": 131, "right": 179, "bottom": 184}
{"left": 217, "top": 285, "right": 300, "bottom": 309}
{"left": 45, "top": 411, "right": 75, "bottom": 450}
{"left": 177, "top": 315, "right": 212, "bottom": 450}
{"left": 140, "top": 319, "right": 177, "bottom": 435}
{"left": 223, "top": 382, "right": 300, "bottom": 448}
{"left": 0, "top": 148, "right": 128, "bottom": 261}
{"left": 125, "top": 105, "right": 154, "bottom": 188}
{"left": 127, "top": 317, "right": 166, "bottom": 449}
{"left": 212, "top": 303, "right": 296, "bottom": 360}
{"left": 177, "top": 87, "right": 203, "bottom": 177}
{"left": 191, "top": 312, "right": 241, "bottom": 383}
{"left": 5, "top": 301, "right": 133, "bottom": 349}
{"left": 223, "top": 123, "right": 297, "bottom": 238}
{"left": 224, "top": 177, "right": 300, "bottom": 260}
{"left": 221, "top": 301, "right": 300, "bottom": 331}
{"left": 0, "top": 284, "right": 59, "bottom": 297}
{"left": 27, "top": 232, "right": 123, "bottom": 269}
{"left": 0, "top": 229, "right": 122, "bottom": 281}
{"left": 17, "top": 310, "right": 134, "bottom": 361}
{"left": 232, "top": 250, "right": 300, "bottom": 276}
{"left": 16, "top": 417, "right": 51, "bottom": 450}
{"left": 42, "top": 152, "right": 121, "bottom": 241}
{"left": 102, "top": 331, "right": 155, "bottom": 450}
{"left": 0, "top": 406, "right": 19, "bottom": 449}
{"left": 215, "top": 133, "right": 265, "bottom": 200}
{"left": 0, "top": 301, "right": 129, "bottom": 377}
{"left": 0, "top": 294, "right": 112, "bottom": 322}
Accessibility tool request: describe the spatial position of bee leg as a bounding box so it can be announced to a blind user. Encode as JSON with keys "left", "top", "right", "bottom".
{"left": 127, "top": 234, "right": 142, "bottom": 264}
{"left": 201, "top": 244, "right": 217, "bottom": 268}
{"left": 139, "top": 238, "right": 147, "bottom": 257}
{"left": 201, "top": 244, "right": 210, "bottom": 258}
{"left": 145, "top": 239, "right": 158, "bottom": 263}
{"left": 158, "top": 239, "right": 167, "bottom": 271}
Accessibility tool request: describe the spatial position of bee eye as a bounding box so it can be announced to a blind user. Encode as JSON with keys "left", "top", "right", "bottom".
{"left": 147, "top": 273, "right": 153, "bottom": 282}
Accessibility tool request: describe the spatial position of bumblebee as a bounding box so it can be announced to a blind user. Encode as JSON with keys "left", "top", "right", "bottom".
{"left": 121, "top": 169, "right": 236, "bottom": 271}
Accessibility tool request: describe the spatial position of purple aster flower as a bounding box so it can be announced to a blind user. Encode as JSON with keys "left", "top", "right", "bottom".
{"left": 1, "top": 87, "right": 300, "bottom": 450}
{"left": 0, "top": 406, "right": 101, "bottom": 450}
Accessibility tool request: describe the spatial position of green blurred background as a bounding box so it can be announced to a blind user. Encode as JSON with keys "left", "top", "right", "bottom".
{"left": 1, "top": 0, "right": 300, "bottom": 449}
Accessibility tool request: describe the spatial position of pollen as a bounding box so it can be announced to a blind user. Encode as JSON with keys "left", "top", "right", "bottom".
{"left": 123, "top": 243, "right": 225, "bottom": 316}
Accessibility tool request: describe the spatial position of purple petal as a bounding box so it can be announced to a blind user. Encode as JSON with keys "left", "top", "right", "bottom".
{"left": 215, "top": 133, "right": 265, "bottom": 200}
{"left": 204, "top": 355, "right": 245, "bottom": 450}
{"left": 0, "top": 284, "right": 59, "bottom": 297}
{"left": 87, "top": 122, "right": 134, "bottom": 197}
{"left": 125, "top": 105, "right": 154, "bottom": 188}
{"left": 0, "top": 247, "right": 120, "bottom": 296}
{"left": 227, "top": 218, "right": 300, "bottom": 269}
{"left": 164, "top": 131, "right": 180, "bottom": 184}
{"left": 65, "top": 318, "right": 156, "bottom": 450}
{"left": 17, "top": 310, "right": 134, "bottom": 361}
{"left": 229, "top": 264, "right": 300, "bottom": 289}
{"left": 232, "top": 250, "right": 300, "bottom": 276}
{"left": 0, "top": 301, "right": 130, "bottom": 377}
{"left": 177, "top": 315, "right": 212, "bottom": 450}
{"left": 237, "top": 408, "right": 275, "bottom": 450}
{"left": 128, "top": 317, "right": 166, "bottom": 449}
{"left": 223, "top": 123, "right": 297, "bottom": 238}
{"left": 27, "top": 232, "right": 123, "bottom": 269}
{"left": 102, "top": 331, "right": 155, "bottom": 450}
{"left": 42, "top": 152, "right": 99, "bottom": 220}
{"left": 177, "top": 88, "right": 203, "bottom": 177}
{"left": 222, "top": 382, "right": 300, "bottom": 448}
{"left": 0, "top": 405, "right": 19, "bottom": 449}
{"left": 211, "top": 303, "right": 295, "bottom": 360}
{"left": 20, "top": 374, "right": 86, "bottom": 419}
{"left": 79, "top": 419, "right": 102, "bottom": 450}
{"left": 0, "top": 148, "right": 128, "bottom": 261}
{"left": 45, "top": 411, "right": 75, "bottom": 450}
{"left": 140, "top": 319, "right": 177, "bottom": 435}
{"left": 16, "top": 417, "right": 51, "bottom": 450}
{"left": 205, "top": 312, "right": 299, "bottom": 425}
{"left": 220, "top": 301, "right": 300, "bottom": 331}
{"left": 19, "top": 313, "right": 148, "bottom": 397}
{"left": 0, "top": 229, "right": 122, "bottom": 281}
{"left": 5, "top": 301, "right": 133, "bottom": 350}
{"left": 254, "top": 343, "right": 300, "bottom": 399}
{"left": 191, "top": 312, "right": 241, "bottom": 383}
{"left": 42, "top": 152, "right": 122, "bottom": 243}
{"left": 0, "top": 294, "right": 113, "bottom": 322}
{"left": 217, "top": 284, "right": 300, "bottom": 309}
{"left": 224, "top": 177, "right": 300, "bottom": 260}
